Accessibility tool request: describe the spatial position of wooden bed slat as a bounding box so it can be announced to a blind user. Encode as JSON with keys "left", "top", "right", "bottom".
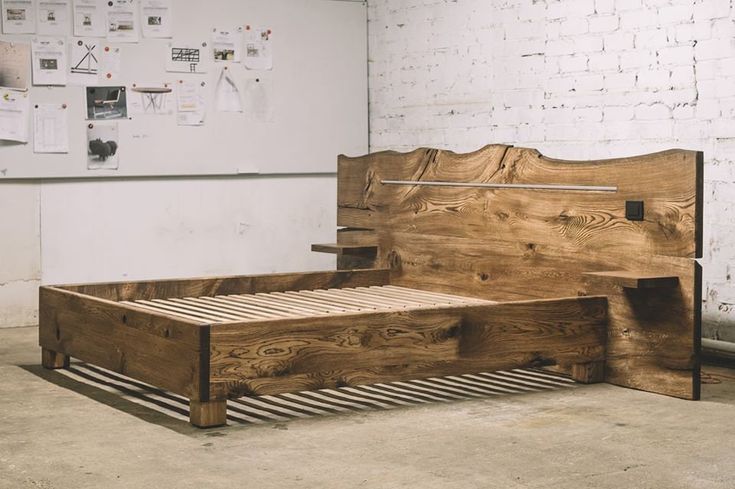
{"left": 251, "top": 293, "right": 337, "bottom": 314}
{"left": 170, "top": 298, "right": 258, "bottom": 320}
{"left": 354, "top": 287, "right": 439, "bottom": 305}
{"left": 219, "top": 295, "right": 304, "bottom": 317}
{"left": 227, "top": 294, "right": 321, "bottom": 316}
{"left": 120, "top": 285, "right": 494, "bottom": 324}
{"left": 284, "top": 291, "right": 364, "bottom": 311}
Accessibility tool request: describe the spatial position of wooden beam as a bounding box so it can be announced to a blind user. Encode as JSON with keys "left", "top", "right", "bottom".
{"left": 54, "top": 268, "right": 391, "bottom": 302}
{"left": 39, "top": 286, "right": 207, "bottom": 400}
{"left": 209, "top": 296, "right": 607, "bottom": 398}
{"left": 583, "top": 271, "right": 680, "bottom": 289}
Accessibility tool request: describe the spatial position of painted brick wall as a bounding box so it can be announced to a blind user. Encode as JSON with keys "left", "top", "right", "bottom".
{"left": 367, "top": 0, "right": 734, "bottom": 340}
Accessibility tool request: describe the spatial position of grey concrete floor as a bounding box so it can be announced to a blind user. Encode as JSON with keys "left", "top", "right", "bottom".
{"left": 1, "top": 325, "right": 734, "bottom": 489}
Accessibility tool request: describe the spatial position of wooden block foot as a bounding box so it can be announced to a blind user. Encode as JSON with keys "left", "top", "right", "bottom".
{"left": 571, "top": 361, "right": 605, "bottom": 384}
{"left": 190, "top": 400, "right": 227, "bottom": 428}
{"left": 41, "top": 348, "right": 69, "bottom": 369}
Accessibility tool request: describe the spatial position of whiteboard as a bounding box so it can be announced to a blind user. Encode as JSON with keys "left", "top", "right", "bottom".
{"left": 0, "top": 0, "right": 367, "bottom": 179}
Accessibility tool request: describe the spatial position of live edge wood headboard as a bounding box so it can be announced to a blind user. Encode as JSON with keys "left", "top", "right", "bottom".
{"left": 329, "top": 144, "right": 703, "bottom": 400}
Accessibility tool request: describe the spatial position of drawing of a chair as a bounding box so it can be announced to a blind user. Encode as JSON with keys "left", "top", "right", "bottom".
{"left": 93, "top": 89, "right": 122, "bottom": 119}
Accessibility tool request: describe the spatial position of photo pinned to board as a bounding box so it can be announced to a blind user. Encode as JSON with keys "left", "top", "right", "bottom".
{"left": 86, "top": 121, "right": 118, "bottom": 169}
{"left": 165, "top": 40, "right": 209, "bottom": 74}
{"left": 243, "top": 24, "right": 272, "bottom": 71}
{"left": 85, "top": 85, "right": 127, "bottom": 119}
{"left": 128, "top": 81, "right": 174, "bottom": 115}
{"left": 211, "top": 26, "right": 242, "bottom": 62}
{"left": 68, "top": 38, "right": 99, "bottom": 85}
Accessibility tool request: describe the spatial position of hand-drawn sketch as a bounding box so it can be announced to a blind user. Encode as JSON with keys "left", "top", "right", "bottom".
{"left": 85, "top": 85, "right": 127, "bottom": 119}
{"left": 86, "top": 121, "right": 119, "bottom": 169}
{"left": 215, "top": 67, "right": 241, "bottom": 112}
{"left": 69, "top": 39, "right": 97, "bottom": 75}
{"left": 165, "top": 40, "right": 208, "bottom": 73}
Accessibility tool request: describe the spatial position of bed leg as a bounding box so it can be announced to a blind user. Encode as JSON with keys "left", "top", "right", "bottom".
{"left": 571, "top": 361, "right": 605, "bottom": 384}
{"left": 41, "top": 348, "right": 69, "bottom": 369}
{"left": 190, "top": 400, "right": 227, "bottom": 428}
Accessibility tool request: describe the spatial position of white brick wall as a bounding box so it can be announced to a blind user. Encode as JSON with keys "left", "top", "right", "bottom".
{"left": 367, "top": 0, "right": 735, "bottom": 341}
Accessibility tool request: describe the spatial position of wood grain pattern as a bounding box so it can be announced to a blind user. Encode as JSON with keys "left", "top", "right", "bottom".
{"left": 338, "top": 146, "right": 700, "bottom": 259}
{"left": 57, "top": 269, "right": 391, "bottom": 302}
{"left": 209, "top": 296, "right": 607, "bottom": 398}
{"left": 39, "top": 286, "right": 207, "bottom": 399}
{"left": 335, "top": 144, "right": 702, "bottom": 400}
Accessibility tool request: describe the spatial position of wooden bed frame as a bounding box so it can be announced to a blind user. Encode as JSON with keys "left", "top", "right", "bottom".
{"left": 39, "top": 144, "right": 703, "bottom": 428}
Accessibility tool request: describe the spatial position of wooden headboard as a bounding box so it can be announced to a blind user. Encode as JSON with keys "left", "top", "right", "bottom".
{"left": 331, "top": 144, "right": 703, "bottom": 400}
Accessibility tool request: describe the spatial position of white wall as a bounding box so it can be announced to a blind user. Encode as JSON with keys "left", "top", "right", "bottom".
{"left": 367, "top": 0, "right": 735, "bottom": 340}
{"left": 0, "top": 184, "right": 41, "bottom": 327}
{"left": 0, "top": 176, "right": 337, "bottom": 328}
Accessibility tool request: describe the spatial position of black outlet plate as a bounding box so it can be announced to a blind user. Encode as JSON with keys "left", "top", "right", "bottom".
{"left": 625, "top": 200, "right": 644, "bottom": 221}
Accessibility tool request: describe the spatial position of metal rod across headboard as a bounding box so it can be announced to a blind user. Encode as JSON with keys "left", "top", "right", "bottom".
{"left": 380, "top": 180, "right": 618, "bottom": 192}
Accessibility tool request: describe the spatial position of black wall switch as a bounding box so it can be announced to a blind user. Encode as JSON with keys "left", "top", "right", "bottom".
{"left": 625, "top": 200, "right": 644, "bottom": 221}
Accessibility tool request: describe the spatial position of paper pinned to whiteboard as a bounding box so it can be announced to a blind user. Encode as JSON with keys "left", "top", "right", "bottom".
{"left": 128, "top": 81, "right": 174, "bottom": 116}
{"left": 166, "top": 40, "right": 209, "bottom": 74}
{"left": 0, "top": 88, "right": 30, "bottom": 142}
{"left": 87, "top": 121, "right": 119, "bottom": 169}
{"left": 176, "top": 80, "right": 206, "bottom": 126}
{"left": 68, "top": 38, "right": 98, "bottom": 85}
{"left": 37, "top": 0, "right": 71, "bottom": 35}
{"left": 0, "top": 41, "right": 30, "bottom": 90}
{"left": 31, "top": 37, "right": 67, "bottom": 86}
{"left": 107, "top": 0, "right": 139, "bottom": 43}
{"left": 98, "top": 44, "right": 122, "bottom": 81}
{"left": 140, "top": 0, "right": 171, "bottom": 38}
{"left": 211, "top": 26, "right": 242, "bottom": 62}
{"left": 72, "top": 0, "right": 104, "bottom": 37}
{"left": 243, "top": 25, "right": 272, "bottom": 71}
{"left": 215, "top": 67, "right": 241, "bottom": 112}
{"left": 33, "top": 102, "right": 69, "bottom": 153}
{"left": 244, "top": 77, "right": 274, "bottom": 122}
{"left": 1, "top": 0, "right": 36, "bottom": 34}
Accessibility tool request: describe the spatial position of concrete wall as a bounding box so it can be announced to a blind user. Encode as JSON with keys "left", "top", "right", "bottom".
{"left": 367, "top": 0, "right": 734, "bottom": 340}
{"left": 0, "top": 177, "right": 336, "bottom": 328}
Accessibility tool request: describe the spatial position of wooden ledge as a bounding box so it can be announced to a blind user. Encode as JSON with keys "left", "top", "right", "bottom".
{"left": 583, "top": 271, "right": 679, "bottom": 289}
{"left": 311, "top": 243, "right": 378, "bottom": 256}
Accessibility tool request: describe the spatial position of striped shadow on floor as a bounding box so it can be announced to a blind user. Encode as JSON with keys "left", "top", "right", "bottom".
{"left": 55, "top": 364, "right": 578, "bottom": 427}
